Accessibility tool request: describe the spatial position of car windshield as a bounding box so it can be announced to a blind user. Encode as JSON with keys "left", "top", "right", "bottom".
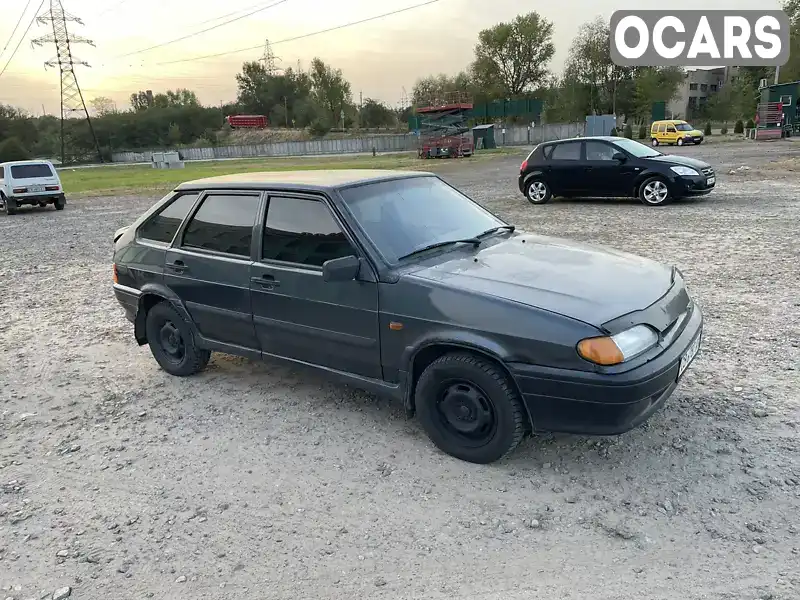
{"left": 339, "top": 176, "right": 506, "bottom": 264}
{"left": 675, "top": 123, "right": 694, "bottom": 131}
{"left": 10, "top": 163, "right": 53, "bottom": 179}
{"left": 611, "top": 138, "right": 663, "bottom": 158}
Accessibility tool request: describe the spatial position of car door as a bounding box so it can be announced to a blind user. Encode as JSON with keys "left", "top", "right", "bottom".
{"left": 665, "top": 123, "right": 678, "bottom": 144}
{"left": 163, "top": 190, "right": 262, "bottom": 354}
{"left": 582, "top": 140, "right": 634, "bottom": 196}
{"left": 250, "top": 192, "right": 381, "bottom": 379}
{"left": 547, "top": 141, "right": 584, "bottom": 195}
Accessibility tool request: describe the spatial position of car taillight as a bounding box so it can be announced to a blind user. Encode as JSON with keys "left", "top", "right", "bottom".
{"left": 45, "top": 185, "right": 59, "bottom": 191}
{"left": 113, "top": 264, "right": 119, "bottom": 284}
{"left": 520, "top": 159, "right": 527, "bottom": 172}
{"left": 12, "top": 187, "right": 26, "bottom": 194}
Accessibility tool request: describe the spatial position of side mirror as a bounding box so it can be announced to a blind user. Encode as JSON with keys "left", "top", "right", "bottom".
{"left": 322, "top": 255, "right": 360, "bottom": 282}
{"left": 612, "top": 152, "right": 627, "bottom": 162}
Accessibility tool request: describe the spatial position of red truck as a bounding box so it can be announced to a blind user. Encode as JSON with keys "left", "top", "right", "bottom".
{"left": 225, "top": 115, "right": 268, "bottom": 129}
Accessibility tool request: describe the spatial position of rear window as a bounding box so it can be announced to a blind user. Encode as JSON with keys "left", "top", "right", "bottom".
{"left": 10, "top": 164, "right": 53, "bottom": 179}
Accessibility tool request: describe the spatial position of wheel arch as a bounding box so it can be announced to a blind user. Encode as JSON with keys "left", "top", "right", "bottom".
{"left": 632, "top": 170, "right": 668, "bottom": 197}
{"left": 134, "top": 283, "right": 196, "bottom": 346}
{"left": 402, "top": 338, "right": 533, "bottom": 429}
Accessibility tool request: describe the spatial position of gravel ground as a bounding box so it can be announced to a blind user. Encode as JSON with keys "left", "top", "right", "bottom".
{"left": 1, "top": 140, "right": 799, "bottom": 600}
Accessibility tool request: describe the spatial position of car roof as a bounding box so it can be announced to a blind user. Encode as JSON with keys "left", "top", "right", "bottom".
{"left": 545, "top": 136, "right": 629, "bottom": 144}
{"left": 0, "top": 160, "right": 54, "bottom": 167}
{"left": 176, "top": 169, "right": 433, "bottom": 192}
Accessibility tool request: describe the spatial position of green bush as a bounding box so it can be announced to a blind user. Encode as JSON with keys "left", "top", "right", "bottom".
{"left": 308, "top": 118, "right": 331, "bottom": 137}
{"left": 638, "top": 124, "right": 647, "bottom": 139}
{"left": 720, "top": 125, "right": 728, "bottom": 135}
{"left": 623, "top": 123, "right": 633, "bottom": 139}
{"left": 0, "top": 137, "right": 32, "bottom": 162}
{"left": 745, "top": 118, "right": 755, "bottom": 129}
{"left": 704, "top": 122, "right": 712, "bottom": 135}
{"left": 734, "top": 120, "right": 744, "bottom": 133}
{"left": 609, "top": 127, "right": 618, "bottom": 136}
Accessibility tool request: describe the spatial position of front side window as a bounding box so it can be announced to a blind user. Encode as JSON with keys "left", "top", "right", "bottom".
{"left": 137, "top": 193, "right": 199, "bottom": 244}
{"left": 339, "top": 176, "right": 505, "bottom": 264}
{"left": 584, "top": 141, "right": 616, "bottom": 161}
{"left": 262, "top": 196, "right": 355, "bottom": 267}
{"left": 550, "top": 142, "right": 581, "bottom": 161}
{"left": 10, "top": 163, "right": 53, "bottom": 179}
{"left": 675, "top": 122, "right": 693, "bottom": 131}
{"left": 610, "top": 138, "right": 663, "bottom": 158}
{"left": 182, "top": 193, "right": 261, "bottom": 257}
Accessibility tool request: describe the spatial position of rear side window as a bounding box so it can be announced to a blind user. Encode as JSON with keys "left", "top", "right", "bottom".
{"left": 0, "top": 166, "right": 4, "bottom": 179}
{"left": 657, "top": 124, "right": 666, "bottom": 133}
{"left": 262, "top": 196, "right": 355, "bottom": 267}
{"left": 138, "top": 193, "right": 199, "bottom": 245}
{"left": 542, "top": 145, "right": 554, "bottom": 159}
{"left": 182, "top": 193, "right": 261, "bottom": 257}
{"left": 550, "top": 142, "right": 581, "bottom": 161}
{"left": 10, "top": 163, "right": 53, "bottom": 179}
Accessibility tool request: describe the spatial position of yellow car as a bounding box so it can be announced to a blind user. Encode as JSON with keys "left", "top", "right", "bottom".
{"left": 650, "top": 120, "right": 704, "bottom": 147}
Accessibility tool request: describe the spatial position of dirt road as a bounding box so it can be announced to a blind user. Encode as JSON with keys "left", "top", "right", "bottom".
{"left": 1, "top": 140, "right": 798, "bottom": 600}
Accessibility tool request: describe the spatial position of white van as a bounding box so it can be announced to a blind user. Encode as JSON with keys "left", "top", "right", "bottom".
{"left": 0, "top": 160, "right": 66, "bottom": 215}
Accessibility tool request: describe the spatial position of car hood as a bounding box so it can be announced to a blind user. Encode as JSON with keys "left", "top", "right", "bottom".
{"left": 646, "top": 154, "right": 710, "bottom": 169}
{"left": 406, "top": 233, "right": 674, "bottom": 329}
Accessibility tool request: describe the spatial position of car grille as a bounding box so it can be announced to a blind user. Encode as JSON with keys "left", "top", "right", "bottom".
{"left": 701, "top": 167, "right": 714, "bottom": 176}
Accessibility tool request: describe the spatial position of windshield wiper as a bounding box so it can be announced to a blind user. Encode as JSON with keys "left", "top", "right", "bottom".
{"left": 475, "top": 224, "right": 515, "bottom": 238}
{"left": 397, "top": 238, "right": 482, "bottom": 261}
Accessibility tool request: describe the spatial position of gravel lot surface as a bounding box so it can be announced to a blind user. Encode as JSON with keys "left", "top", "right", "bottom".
{"left": 1, "top": 140, "right": 799, "bottom": 600}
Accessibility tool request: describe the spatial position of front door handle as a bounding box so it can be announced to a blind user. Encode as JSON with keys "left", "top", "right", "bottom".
{"left": 166, "top": 259, "right": 188, "bottom": 273}
{"left": 251, "top": 275, "right": 281, "bottom": 289}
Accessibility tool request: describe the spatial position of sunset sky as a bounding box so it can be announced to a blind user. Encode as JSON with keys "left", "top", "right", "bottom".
{"left": 0, "top": 0, "right": 782, "bottom": 115}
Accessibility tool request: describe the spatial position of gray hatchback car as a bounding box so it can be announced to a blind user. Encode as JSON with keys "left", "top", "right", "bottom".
{"left": 112, "top": 169, "right": 703, "bottom": 464}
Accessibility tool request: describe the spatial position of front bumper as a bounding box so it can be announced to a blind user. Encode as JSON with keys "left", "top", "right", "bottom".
{"left": 671, "top": 173, "right": 715, "bottom": 197}
{"left": 508, "top": 302, "right": 703, "bottom": 435}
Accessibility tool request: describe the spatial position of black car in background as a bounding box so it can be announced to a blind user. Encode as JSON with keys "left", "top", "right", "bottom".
{"left": 518, "top": 136, "right": 716, "bottom": 207}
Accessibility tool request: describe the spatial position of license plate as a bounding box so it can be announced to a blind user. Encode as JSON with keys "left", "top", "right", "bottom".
{"left": 28, "top": 185, "right": 45, "bottom": 192}
{"left": 706, "top": 176, "right": 715, "bottom": 186}
{"left": 678, "top": 333, "right": 701, "bottom": 379}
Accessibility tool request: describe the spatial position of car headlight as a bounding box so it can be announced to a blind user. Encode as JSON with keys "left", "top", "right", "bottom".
{"left": 671, "top": 166, "right": 699, "bottom": 176}
{"left": 577, "top": 325, "right": 659, "bottom": 366}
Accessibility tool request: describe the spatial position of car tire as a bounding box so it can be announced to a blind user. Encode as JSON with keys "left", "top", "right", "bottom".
{"left": 145, "top": 301, "right": 211, "bottom": 376}
{"left": 677, "top": 138, "right": 684, "bottom": 147}
{"left": 414, "top": 352, "right": 528, "bottom": 464}
{"left": 638, "top": 176, "right": 673, "bottom": 206}
{"left": 695, "top": 139, "right": 703, "bottom": 145}
{"left": 524, "top": 177, "right": 552, "bottom": 204}
{"left": 651, "top": 138, "right": 659, "bottom": 146}
{"left": 54, "top": 196, "right": 66, "bottom": 210}
{"left": 2, "top": 195, "right": 18, "bottom": 215}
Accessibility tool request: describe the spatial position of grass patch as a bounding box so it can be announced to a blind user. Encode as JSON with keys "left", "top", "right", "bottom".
{"left": 60, "top": 148, "right": 522, "bottom": 195}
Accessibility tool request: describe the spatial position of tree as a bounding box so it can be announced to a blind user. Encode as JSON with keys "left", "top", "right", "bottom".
{"left": 359, "top": 98, "right": 395, "bottom": 128}
{"left": 235, "top": 63, "right": 316, "bottom": 127}
{"left": 309, "top": 58, "right": 352, "bottom": 126}
{"left": 167, "top": 123, "right": 182, "bottom": 146}
{"left": 632, "top": 67, "right": 684, "bottom": 121}
{"left": 564, "top": 17, "right": 636, "bottom": 117}
{"left": 0, "top": 137, "right": 32, "bottom": 162}
{"left": 471, "top": 12, "right": 555, "bottom": 96}
{"left": 411, "top": 72, "right": 472, "bottom": 105}
{"left": 780, "top": 0, "right": 800, "bottom": 82}
{"left": 89, "top": 96, "right": 116, "bottom": 116}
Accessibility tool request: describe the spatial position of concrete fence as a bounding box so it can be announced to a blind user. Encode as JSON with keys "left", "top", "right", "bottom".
{"left": 110, "top": 122, "right": 588, "bottom": 163}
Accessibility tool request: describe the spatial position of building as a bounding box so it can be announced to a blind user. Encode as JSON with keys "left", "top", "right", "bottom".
{"left": 667, "top": 67, "right": 739, "bottom": 120}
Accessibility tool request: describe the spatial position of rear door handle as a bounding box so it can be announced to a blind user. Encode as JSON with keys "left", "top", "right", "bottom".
{"left": 251, "top": 274, "right": 280, "bottom": 288}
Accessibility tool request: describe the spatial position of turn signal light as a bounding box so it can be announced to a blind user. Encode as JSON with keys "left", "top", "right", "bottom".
{"left": 577, "top": 337, "right": 624, "bottom": 366}
{"left": 112, "top": 263, "right": 119, "bottom": 284}
{"left": 12, "top": 187, "right": 26, "bottom": 194}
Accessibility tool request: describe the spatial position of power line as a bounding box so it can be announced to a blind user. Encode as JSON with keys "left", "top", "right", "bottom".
{"left": 0, "top": 0, "right": 46, "bottom": 80}
{"left": 0, "top": 0, "right": 34, "bottom": 61}
{"left": 117, "top": 0, "right": 290, "bottom": 58}
{"left": 97, "top": 0, "right": 128, "bottom": 18}
{"left": 155, "top": 0, "right": 443, "bottom": 66}
{"left": 191, "top": 0, "right": 279, "bottom": 27}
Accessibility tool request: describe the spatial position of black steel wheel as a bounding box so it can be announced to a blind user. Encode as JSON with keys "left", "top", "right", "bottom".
{"left": 54, "top": 196, "right": 66, "bottom": 210}
{"left": 145, "top": 301, "right": 210, "bottom": 376}
{"left": 415, "top": 352, "right": 528, "bottom": 464}
{"left": 1, "top": 195, "right": 17, "bottom": 215}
